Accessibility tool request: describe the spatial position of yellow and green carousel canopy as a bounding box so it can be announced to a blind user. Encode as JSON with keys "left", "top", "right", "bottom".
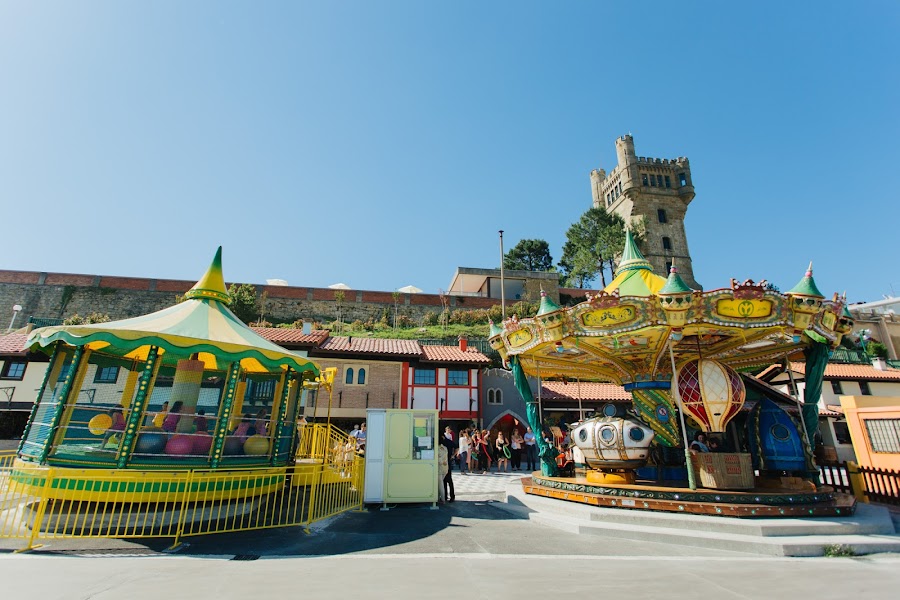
{"left": 26, "top": 248, "right": 319, "bottom": 376}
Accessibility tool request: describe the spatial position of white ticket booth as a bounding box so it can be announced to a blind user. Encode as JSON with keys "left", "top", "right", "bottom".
{"left": 364, "top": 409, "right": 439, "bottom": 507}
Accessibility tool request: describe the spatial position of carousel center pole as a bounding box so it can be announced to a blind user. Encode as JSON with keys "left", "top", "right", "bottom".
{"left": 668, "top": 338, "right": 697, "bottom": 490}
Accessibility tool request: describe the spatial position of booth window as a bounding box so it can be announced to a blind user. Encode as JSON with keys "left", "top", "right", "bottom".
{"left": 94, "top": 366, "right": 119, "bottom": 384}
{"left": 1, "top": 361, "right": 26, "bottom": 380}
{"left": 414, "top": 368, "right": 436, "bottom": 385}
{"left": 448, "top": 369, "right": 469, "bottom": 386}
{"left": 864, "top": 418, "right": 900, "bottom": 453}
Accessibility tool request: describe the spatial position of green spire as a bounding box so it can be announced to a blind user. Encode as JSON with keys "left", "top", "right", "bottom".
{"left": 488, "top": 320, "right": 503, "bottom": 338}
{"left": 184, "top": 246, "right": 232, "bottom": 304}
{"left": 659, "top": 262, "right": 692, "bottom": 295}
{"left": 536, "top": 289, "right": 561, "bottom": 316}
{"left": 787, "top": 261, "right": 824, "bottom": 298}
{"left": 615, "top": 229, "right": 653, "bottom": 276}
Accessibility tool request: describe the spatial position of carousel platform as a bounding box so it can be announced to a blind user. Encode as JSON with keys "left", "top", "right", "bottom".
{"left": 525, "top": 472, "right": 851, "bottom": 518}
{"left": 501, "top": 475, "right": 900, "bottom": 557}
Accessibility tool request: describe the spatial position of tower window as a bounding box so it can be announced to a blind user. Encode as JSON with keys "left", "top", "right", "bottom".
{"left": 642, "top": 174, "right": 648, "bottom": 186}
{"left": 678, "top": 172, "right": 687, "bottom": 186}
{"left": 650, "top": 175, "right": 657, "bottom": 187}
{"left": 662, "top": 237, "right": 672, "bottom": 251}
{"left": 615, "top": 187, "right": 620, "bottom": 198}
{"left": 657, "top": 209, "right": 667, "bottom": 223}
{"left": 664, "top": 175, "right": 671, "bottom": 188}
{"left": 665, "top": 261, "right": 673, "bottom": 273}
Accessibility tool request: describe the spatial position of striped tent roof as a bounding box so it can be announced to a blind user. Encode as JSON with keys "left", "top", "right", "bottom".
{"left": 25, "top": 248, "right": 318, "bottom": 375}
{"left": 602, "top": 230, "right": 667, "bottom": 296}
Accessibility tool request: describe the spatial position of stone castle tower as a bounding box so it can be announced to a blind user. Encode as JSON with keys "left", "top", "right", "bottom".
{"left": 590, "top": 135, "right": 701, "bottom": 290}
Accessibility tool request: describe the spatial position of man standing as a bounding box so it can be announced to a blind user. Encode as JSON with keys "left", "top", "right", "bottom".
{"left": 441, "top": 435, "right": 455, "bottom": 502}
{"left": 357, "top": 422, "right": 367, "bottom": 452}
{"left": 524, "top": 426, "right": 537, "bottom": 472}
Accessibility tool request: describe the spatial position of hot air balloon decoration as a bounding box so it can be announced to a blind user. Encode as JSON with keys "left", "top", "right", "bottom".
{"left": 675, "top": 359, "right": 745, "bottom": 433}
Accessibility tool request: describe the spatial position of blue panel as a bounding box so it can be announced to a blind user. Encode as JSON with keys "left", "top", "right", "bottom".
{"left": 748, "top": 398, "right": 806, "bottom": 471}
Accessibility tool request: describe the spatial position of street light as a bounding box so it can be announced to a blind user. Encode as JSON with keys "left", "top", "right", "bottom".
{"left": 858, "top": 328, "right": 870, "bottom": 355}
{"left": 7, "top": 305, "right": 22, "bottom": 332}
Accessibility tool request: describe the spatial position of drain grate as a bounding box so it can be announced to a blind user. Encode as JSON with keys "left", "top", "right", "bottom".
{"left": 231, "top": 554, "right": 261, "bottom": 561}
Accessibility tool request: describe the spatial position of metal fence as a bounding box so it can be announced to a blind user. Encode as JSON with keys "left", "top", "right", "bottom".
{"left": 829, "top": 348, "right": 871, "bottom": 365}
{"left": 0, "top": 425, "right": 364, "bottom": 551}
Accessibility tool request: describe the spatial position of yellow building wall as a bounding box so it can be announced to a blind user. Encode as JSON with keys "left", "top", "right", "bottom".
{"left": 839, "top": 395, "right": 900, "bottom": 471}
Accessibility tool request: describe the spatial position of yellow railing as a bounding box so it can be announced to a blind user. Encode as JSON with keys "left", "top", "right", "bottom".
{"left": 0, "top": 448, "right": 364, "bottom": 551}
{"left": 295, "top": 423, "right": 355, "bottom": 462}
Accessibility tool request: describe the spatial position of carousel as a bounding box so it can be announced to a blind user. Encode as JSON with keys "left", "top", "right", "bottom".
{"left": 12, "top": 248, "right": 320, "bottom": 502}
{"left": 489, "top": 231, "right": 855, "bottom": 517}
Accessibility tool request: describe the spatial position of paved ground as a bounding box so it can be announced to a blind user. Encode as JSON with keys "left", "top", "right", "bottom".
{"left": 2, "top": 446, "right": 899, "bottom": 598}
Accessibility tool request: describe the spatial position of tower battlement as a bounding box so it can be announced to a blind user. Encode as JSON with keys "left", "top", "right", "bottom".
{"left": 590, "top": 136, "right": 701, "bottom": 290}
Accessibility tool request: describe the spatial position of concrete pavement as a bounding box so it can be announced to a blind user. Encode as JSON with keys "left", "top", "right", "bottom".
{"left": 2, "top": 449, "right": 899, "bottom": 597}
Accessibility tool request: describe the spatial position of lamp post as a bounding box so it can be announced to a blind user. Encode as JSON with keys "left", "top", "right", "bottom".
{"left": 7, "top": 305, "right": 22, "bottom": 333}
{"left": 858, "top": 328, "right": 870, "bottom": 355}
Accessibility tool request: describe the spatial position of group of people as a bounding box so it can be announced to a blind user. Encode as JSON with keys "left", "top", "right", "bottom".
{"left": 689, "top": 432, "right": 723, "bottom": 454}
{"left": 149, "top": 401, "right": 268, "bottom": 439}
{"left": 447, "top": 425, "right": 539, "bottom": 475}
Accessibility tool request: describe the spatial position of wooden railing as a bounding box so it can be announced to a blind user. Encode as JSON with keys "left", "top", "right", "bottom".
{"left": 818, "top": 462, "right": 852, "bottom": 494}
{"left": 819, "top": 461, "right": 900, "bottom": 505}
{"left": 859, "top": 465, "right": 900, "bottom": 506}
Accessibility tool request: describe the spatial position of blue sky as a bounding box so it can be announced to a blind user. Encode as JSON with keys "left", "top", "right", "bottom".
{"left": 1, "top": 2, "right": 898, "bottom": 303}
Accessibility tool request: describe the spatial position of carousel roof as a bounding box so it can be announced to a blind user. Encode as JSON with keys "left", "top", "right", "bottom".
{"left": 602, "top": 230, "right": 667, "bottom": 297}
{"left": 490, "top": 251, "right": 852, "bottom": 385}
{"left": 25, "top": 248, "right": 319, "bottom": 375}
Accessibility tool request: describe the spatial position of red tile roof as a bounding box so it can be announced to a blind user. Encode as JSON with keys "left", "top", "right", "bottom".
{"left": 317, "top": 336, "right": 422, "bottom": 356}
{"left": 0, "top": 333, "right": 27, "bottom": 356}
{"left": 252, "top": 327, "right": 329, "bottom": 346}
{"left": 540, "top": 381, "right": 631, "bottom": 401}
{"left": 773, "top": 362, "right": 900, "bottom": 382}
{"left": 419, "top": 345, "right": 491, "bottom": 364}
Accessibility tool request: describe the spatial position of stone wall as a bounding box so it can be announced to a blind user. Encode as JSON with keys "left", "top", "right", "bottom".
{"left": 0, "top": 269, "right": 508, "bottom": 328}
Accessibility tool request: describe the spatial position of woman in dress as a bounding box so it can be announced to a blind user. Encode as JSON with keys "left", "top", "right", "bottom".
{"left": 495, "top": 431, "right": 510, "bottom": 473}
{"left": 458, "top": 429, "right": 470, "bottom": 475}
